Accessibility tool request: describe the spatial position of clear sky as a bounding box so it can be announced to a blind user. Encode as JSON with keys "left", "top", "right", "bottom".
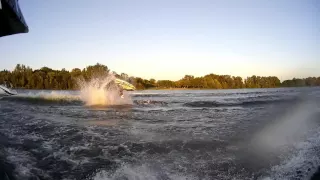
{"left": 1, "top": 0, "right": 319, "bottom": 81}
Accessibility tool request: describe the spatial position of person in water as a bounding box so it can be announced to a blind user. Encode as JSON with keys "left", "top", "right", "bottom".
{"left": 119, "top": 86, "right": 124, "bottom": 98}
{"left": 103, "top": 80, "right": 124, "bottom": 98}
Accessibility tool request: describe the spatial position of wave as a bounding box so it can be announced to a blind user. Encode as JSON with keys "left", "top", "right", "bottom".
{"left": 133, "top": 100, "right": 168, "bottom": 106}
{"left": 0, "top": 88, "right": 304, "bottom": 108}
{"left": 0, "top": 92, "right": 82, "bottom": 105}
{"left": 264, "top": 128, "right": 320, "bottom": 180}
{"left": 133, "top": 94, "right": 171, "bottom": 98}
{"left": 0, "top": 94, "right": 297, "bottom": 108}
{"left": 131, "top": 89, "right": 298, "bottom": 99}
{"left": 0, "top": 93, "right": 169, "bottom": 107}
{"left": 132, "top": 92, "right": 270, "bottom": 98}
{"left": 183, "top": 99, "right": 297, "bottom": 108}
{"left": 93, "top": 163, "right": 193, "bottom": 180}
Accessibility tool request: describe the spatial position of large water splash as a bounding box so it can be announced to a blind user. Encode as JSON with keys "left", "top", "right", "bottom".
{"left": 78, "top": 73, "right": 133, "bottom": 106}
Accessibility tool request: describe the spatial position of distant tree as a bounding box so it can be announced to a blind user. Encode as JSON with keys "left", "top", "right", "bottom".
{"left": 150, "top": 79, "right": 156, "bottom": 86}
{"left": 83, "top": 63, "right": 109, "bottom": 80}
{"left": 120, "top": 73, "right": 129, "bottom": 81}
{"left": 157, "top": 80, "right": 175, "bottom": 88}
{"left": 1, "top": 63, "right": 319, "bottom": 90}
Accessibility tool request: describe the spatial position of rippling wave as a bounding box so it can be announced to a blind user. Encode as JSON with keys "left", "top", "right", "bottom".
{"left": 0, "top": 90, "right": 298, "bottom": 107}
{"left": 0, "top": 87, "right": 319, "bottom": 180}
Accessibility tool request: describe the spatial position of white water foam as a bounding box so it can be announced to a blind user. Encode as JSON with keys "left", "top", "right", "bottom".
{"left": 93, "top": 164, "right": 194, "bottom": 180}
{"left": 5, "top": 148, "right": 37, "bottom": 178}
{"left": 260, "top": 126, "right": 320, "bottom": 180}
{"left": 250, "top": 100, "right": 319, "bottom": 153}
{"left": 16, "top": 90, "right": 79, "bottom": 101}
{"left": 250, "top": 99, "right": 320, "bottom": 179}
{"left": 78, "top": 73, "right": 133, "bottom": 106}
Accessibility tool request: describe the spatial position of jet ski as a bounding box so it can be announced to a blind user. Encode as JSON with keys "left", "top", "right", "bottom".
{"left": 102, "top": 78, "right": 134, "bottom": 98}
{"left": 0, "top": 83, "right": 17, "bottom": 96}
{"left": 115, "top": 78, "right": 135, "bottom": 98}
{"left": 115, "top": 78, "right": 136, "bottom": 91}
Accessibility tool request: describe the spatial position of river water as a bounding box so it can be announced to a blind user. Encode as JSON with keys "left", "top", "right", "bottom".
{"left": 0, "top": 88, "right": 320, "bottom": 180}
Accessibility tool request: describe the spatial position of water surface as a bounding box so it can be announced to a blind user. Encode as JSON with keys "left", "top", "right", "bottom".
{"left": 0, "top": 88, "right": 320, "bottom": 180}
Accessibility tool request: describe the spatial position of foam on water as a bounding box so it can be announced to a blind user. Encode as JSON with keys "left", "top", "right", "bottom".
{"left": 5, "top": 148, "right": 37, "bottom": 178}
{"left": 250, "top": 100, "right": 319, "bottom": 153}
{"left": 17, "top": 91, "right": 79, "bottom": 101}
{"left": 93, "top": 164, "right": 193, "bottom": 180}
{"left": 247, "top": 97, "right": 320, "bottom": 179}
{"left": 261, "top": 126, "right": 320, "bottom": 180}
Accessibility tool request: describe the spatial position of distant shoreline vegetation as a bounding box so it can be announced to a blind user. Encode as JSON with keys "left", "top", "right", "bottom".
{"left": 1, "top": 63, "right": 319, "bottom": 90}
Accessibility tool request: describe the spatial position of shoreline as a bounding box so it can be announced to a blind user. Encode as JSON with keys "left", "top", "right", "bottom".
{"left": 9, "top": 86, "right": 319, "bottom": 91}
{"left": 138, "top": 86, "right": 319, "bottom": 91}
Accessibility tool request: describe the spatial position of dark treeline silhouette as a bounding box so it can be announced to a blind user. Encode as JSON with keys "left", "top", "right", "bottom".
{"left": 1, "top": 63, "right": 319, "bottom": 90}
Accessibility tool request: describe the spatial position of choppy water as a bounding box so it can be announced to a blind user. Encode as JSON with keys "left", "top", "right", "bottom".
{"left": 0, "top": 88, "right": 320, "bottom": 180}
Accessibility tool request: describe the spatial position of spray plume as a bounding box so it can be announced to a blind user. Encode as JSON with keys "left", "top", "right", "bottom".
{"left": 77, "top": 73, "right": 133, "bottom": 106}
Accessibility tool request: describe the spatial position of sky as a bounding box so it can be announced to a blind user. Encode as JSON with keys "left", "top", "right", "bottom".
{"left": 1, "top": 0, "right": 319, "bottom": 81}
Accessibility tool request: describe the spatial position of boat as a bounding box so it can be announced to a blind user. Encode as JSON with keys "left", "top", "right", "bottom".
{"left": 0, "top": 83, "right": 17, "bottom": 96}
{"left": 0, "top": 0, "right": 29, "bottom": 37}
{"left": 115, "top": 78, "right": 136, "bottom": 91}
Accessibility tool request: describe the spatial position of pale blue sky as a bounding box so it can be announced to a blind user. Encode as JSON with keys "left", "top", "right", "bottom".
{"left": 1, "top": 0, "right": 319, "bottom": 80}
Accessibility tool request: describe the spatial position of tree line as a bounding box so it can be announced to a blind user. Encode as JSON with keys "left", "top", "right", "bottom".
{"left": 0, "top": 63, "right": 319, "bottom": 90}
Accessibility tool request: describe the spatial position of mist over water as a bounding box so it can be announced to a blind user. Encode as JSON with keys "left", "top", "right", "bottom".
{"left": 252, "top": 101, "right": 318, "bottom": 152}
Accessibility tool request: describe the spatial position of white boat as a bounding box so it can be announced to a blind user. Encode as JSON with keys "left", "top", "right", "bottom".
{"left": 0, "top": 84, "right": 17, "bottom": 96}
